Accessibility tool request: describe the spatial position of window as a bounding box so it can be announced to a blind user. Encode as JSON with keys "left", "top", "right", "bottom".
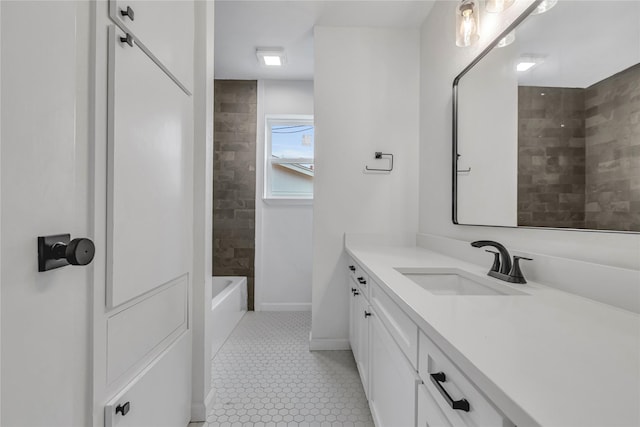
{"left": 265, "top": 116, "right": 314, "bottom": 200}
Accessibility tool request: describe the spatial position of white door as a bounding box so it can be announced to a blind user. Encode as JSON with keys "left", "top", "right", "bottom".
{"left": 1, "top": 1, "right": 93, "bottom": 426}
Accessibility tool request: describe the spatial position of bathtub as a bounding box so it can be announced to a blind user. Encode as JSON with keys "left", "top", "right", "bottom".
{"left": 210, "top": 276, "right": 247, "bottom": 357}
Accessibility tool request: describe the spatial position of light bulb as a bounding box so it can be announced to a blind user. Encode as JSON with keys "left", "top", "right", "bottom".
{"left": 456, "top": 0, "right": 480, "bottom": 47}
{"left": 496, "top": 31, "right": 515, "bottom": 48}
{"left": 530, "top": 0, "right": 557, "bottom": 15}
{"left": 486, "top": 0, "right": 515, "bottom": 13}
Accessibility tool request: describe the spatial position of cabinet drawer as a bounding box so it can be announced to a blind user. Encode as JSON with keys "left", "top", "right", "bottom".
{"left": 347, "top": 257, "right": 370, "bottom": 300}
{"left": 371, "top": 281, "right": 418, "bottom": 369}
{"left": 419, "top": 331, "right": 512, "bottom": 427}
{"left": 418, "top": 383, "right": 452, "bottom": 427}
{"left": 105, "top": 332, "right": 191, "bottom": 427}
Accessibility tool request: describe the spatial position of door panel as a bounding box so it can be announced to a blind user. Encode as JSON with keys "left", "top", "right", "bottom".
{"left": 105, "top": 332, "right": 192, "bottom": 427}
{"left": 1, "top": 2, "right": 91, "bottom": 425}
{"left": 107, "top": 27, "right": 191, "bottom": 307}
{"left": 107, "top": 276, "right": 187, "bottom": 384}
{"left": 109, "top": 0, "right": 194, "bottom": 92}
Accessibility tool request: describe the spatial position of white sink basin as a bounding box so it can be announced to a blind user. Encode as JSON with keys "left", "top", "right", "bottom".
{"left": 395, "top": 268, "right": 528, "bottom": 296}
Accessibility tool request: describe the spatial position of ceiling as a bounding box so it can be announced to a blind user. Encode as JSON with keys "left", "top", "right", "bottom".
{"left": 515, "top": 1, "right": 640, "bottom": 88}
{"left": 214, "top": 1, "right": 436, "bottom": 80}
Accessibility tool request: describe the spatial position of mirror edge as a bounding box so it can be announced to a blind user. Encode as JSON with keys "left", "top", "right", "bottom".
{"left": 452, "top": 0, "right": 539, "bottom": 226}
{"left": 452, "top": 0, "right": 639, "bottom": 235}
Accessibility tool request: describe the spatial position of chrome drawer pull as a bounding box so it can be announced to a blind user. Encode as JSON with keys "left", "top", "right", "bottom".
{"left": 430, "top": 372, "right": 470, "bottom": 412}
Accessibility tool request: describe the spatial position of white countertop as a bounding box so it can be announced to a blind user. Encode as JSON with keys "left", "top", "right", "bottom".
{"left": 345, "top": 242, "right": 640, "bottom": 427}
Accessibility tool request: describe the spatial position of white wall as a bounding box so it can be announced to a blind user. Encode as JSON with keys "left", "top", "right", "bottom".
{"left": 457, "top": 42, "right": 518, "bottom": 226}
{"left": 311, "top": 27, "right": 420, "bottom": 348}
{"left": 256, "top": 80, "right": 314, "bottom": 311}
{"left": 419, "top": 2, "right": 640, "bottom": 273}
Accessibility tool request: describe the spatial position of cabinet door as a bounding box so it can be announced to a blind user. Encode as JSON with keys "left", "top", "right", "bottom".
{"left": 369, "top": 314, "right": 419, "bottom": 427}
{"left": 110, "top": 0, "right": 194, "bottom": 92}
{"left": 349, "top": 285, "right": 359, "bottom": 360}
{"left": 417, "top": 384, "right": 452, "bottom": 427}
{"left": 355, "top": 293, "right": 371, "bottom": 398}
{"left": 108, "top": 26, "right": 192, "bottom": 307}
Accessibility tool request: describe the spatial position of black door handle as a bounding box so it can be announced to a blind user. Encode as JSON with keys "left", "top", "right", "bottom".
{"left": 38, "top": 234, "right": 95, "bottom": 272}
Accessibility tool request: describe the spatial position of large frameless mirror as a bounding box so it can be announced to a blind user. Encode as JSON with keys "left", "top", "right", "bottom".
{"left": 453, "top": 0, "right": 640, "bottom": 232}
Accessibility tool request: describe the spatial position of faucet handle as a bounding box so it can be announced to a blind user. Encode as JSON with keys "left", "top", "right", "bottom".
{"left": 509, "top": 256, "right": 533, "bottom": 283}
{"left": 484, "top": 250, "right": 501, "bottom": 273}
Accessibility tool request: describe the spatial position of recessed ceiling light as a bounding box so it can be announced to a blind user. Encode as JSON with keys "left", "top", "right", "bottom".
{"left": 517, "top": 62, "right": 536, "bottom": 72}
{"left": 516, "top": 55, "right": 546, "bottom": 72}
{"left": 256, "top": 48, "right": 286, "bottom": 67}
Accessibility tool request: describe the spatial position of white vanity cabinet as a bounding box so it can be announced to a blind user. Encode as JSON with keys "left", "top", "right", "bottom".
{"left": 347, "top": 254, "right": 515, "bottom": 427}
{"left": 109, "top": 0, "right": 194, "bottom": 92}
{"left": 348, "top": 260, "right": 371, "bottom": 397}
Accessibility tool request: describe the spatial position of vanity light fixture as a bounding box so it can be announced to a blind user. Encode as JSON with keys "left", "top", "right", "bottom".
{"left": 485, "top": 0, "right": 514, "bottom": 13}
{"left": 456, "top": 0, "right": 480, "bottom": 47}
{"left": 530, "top": 0, "right": 557, "bottom": 15}
{"left": 256, "top": 48, "right": 286, "bottom": 67}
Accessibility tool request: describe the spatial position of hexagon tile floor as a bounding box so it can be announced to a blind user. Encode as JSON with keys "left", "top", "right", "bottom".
{"left": 207, "top": 311, "right": 374, "bottom": 427}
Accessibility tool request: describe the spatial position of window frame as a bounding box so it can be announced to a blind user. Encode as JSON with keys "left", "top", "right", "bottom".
{"left": 264, "top": 114, "right": 315, "bottom": 202}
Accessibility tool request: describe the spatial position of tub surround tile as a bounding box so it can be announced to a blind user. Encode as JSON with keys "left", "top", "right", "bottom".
{"left": 518, "top": 63, "right": 640, "bottom": 231}
{"left": 213, "top": 80, "right": 257, "bottom": 309}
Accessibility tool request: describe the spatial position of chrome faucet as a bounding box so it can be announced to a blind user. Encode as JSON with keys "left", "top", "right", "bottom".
{"left": 471, "top": 240, "right": 532, "bottom": 284}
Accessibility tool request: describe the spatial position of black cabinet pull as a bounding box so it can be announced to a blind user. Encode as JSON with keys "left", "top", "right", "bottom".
{"left": 351, "top": 287, "right": 357, "bottom": 294}
{"left": 348, "top": 265, "right": 356, "bottom": 272}
{"left": 353, "top": 290, "right": 360, "bottom": 296}
{"left": 120, "top": 33, "right": 134, "bottom": 47}
{"left": 357, "top": 277, "right": 366, "bottom": 285}
{"left": 364, "top": 311, "right": 371, "bottom": 318}
{"left": 120, "top": 5, "right": 135, "bottom": 20}
{"left": 430, "top": 372, "right": 470, "bottom": 412}
{"left": 115, "top": 401, "right": 131, "bottom": 416}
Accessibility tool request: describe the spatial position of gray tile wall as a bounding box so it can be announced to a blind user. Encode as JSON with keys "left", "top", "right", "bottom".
{"left": 518, "top": 86, "right": 586, "bottom": 229}
{"left": 585, "top": 64, "right": 640, "bottom": 232}
{"left": 213, "top": 80, "right": 257, "bottom": 309}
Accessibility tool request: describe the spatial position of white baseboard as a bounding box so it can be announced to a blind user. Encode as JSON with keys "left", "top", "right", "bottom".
{"left": 258, "top": 303, "right": 311, "bottom": 311}
{"left": 308, "top": 332, "right": 351, "bottom": 351}
{"left": 191, "top": 388, "right": 215, "bottom": 422}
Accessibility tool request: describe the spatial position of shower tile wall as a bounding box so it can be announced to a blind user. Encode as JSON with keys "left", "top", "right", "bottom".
{"left": 213, "top": 80, "right": 257, "bottom": 310}
{"left": 585, "top": 64, "right": 640, "bottom": 231}
{"left": 518, "top": 86, "right": 586, "bottom": 229}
